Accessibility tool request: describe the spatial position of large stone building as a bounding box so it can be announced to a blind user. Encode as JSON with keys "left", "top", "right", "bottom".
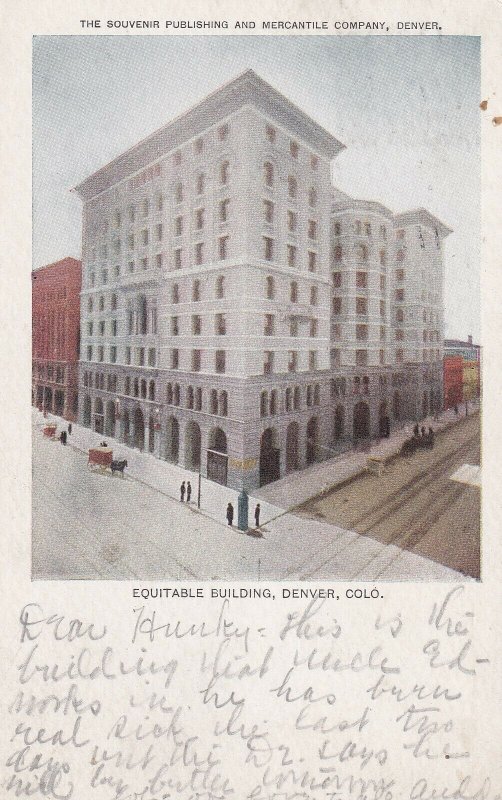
{"left": 74, "top": 70, "right": 450, "bottom": 489}
{"left": 32, "top": 256, "right": 82, "bottom": 420}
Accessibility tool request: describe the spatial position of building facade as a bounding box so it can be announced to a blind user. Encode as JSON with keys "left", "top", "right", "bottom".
{"left": 75, "top": 70, "right": 449, "bottom": 490}
{"left": 443, "top": 336, "right": 481, "bottom": 408}
{"left": 32, "top": 257, "right": 82, "bottom": 420}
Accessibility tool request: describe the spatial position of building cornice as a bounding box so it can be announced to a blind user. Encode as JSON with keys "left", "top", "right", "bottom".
{"left": 394, "top": 208, "right": 452, "bottom": 237}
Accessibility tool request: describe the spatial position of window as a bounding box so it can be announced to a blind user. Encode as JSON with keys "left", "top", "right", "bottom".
{"left": 220, "top": 161, "right": 229, "bottom": 185}
{"left": 310, "top": 286, "right": 318, "bottom": 305}
{"left": 311, "top": 155, "right": 319, "bottom": 170}
{"left": 172, "top": 283, "right": 180, "bottom": 304}
{"left": 142, "top": 199, "right": 149, "bottom": 217}
{"left": 380, "top": 326, "right": 386, "bottom": 340}
{"left": 264, "top": 351, "right": 274, "bottom": 374}
{"left": 395, "top": 288, "right": 404, "bottom": 301}
{"left": 87, "top": 297, "right": 93, "bottom": 313}
{"left": 192, "top": 315, "right": 201, "bottom": 335}
{"left": 308, "top": 220, "right": 317, "bottom": 240}
{"left": 111, "top": 319, "right": 118, "bottom": 336}
{"left": 128, "top": 260, "right": 135, "bottom": 273}
{"left": 216, "top": 276, "right": 224, "bottom": 299}
{"left": 396, "top": 348, "right": 404, "bottom": 363}
{"left": 195, "top": 208, "right": 204, "bottom": 230}
{"left": 101, "top": 269, "right": 108, "bottom": 285}
{"left": 219, "top": 236, "right": 229, "bottom": 260}
{"left": 397, "top": 249, "right": 405, "bottom": 262}
{"left": 264, "top": 200, "right": 274, "bottom": 224}
{"left": 186, "top": 386, "right": 194, "bottom": 410}
{"left": 210, "top": 389, "right": 218, "bottom": 415}
{"left": 356, "top": 297, "right": 368, "bottom": 315}
{"left": 175, "top": 183, "right": 183, "bottom": 204}
{"left": 308, "top": 252, "right": 317, "bottom": 272}
{"left": 194, "top": 137, "right": 203, "bottom": 154}
{"left": 355, "top": 220, "right": 362, "bottom": 235}
{"left": 290, "top": 317, "right": 298, "bottom": 337}
{"left": 155, "top": 253, "right": 163, "bottom": 270}
{"left": 379, "top": 349, "right": 385, "bottom": 365}
{"left": 333, "top": 271, "right": 342, "bottom": 288}
{"left": 332, "top": 323, "right": 341, "bottom": 339}
{"left": 157, "top": 194, "right": 163, "bottom": 212}
{"left": 87, "top": 345, "right": 93, "bottom": 361}
{"left": 396, "top": 329, "right": 405, "bottom": 341}
{"left": 356, "top": 271, "right": 368, "bottom": 288}
{"left": 195, "top": 242, "right": 204, "bottom": 266}
{"left": 87, "top": 321, "right": 93, "bottom": 335}
{"left": 141, "top": 257, "right": 148, "bottom": 270}
{"left": 195, "top": 173, "right": 205, "bottom": 196}
{"left": 141, "top": 229, "right": 149, "bottom": 246}
{"left": 380, "top": 300, "right": 386, "bottom": 317}
{"left": 334, "top": 244, "right": 342, "bottom": 262}
{"left": 192, "top": 279, "right": 200, "bottom": 302}
{"left": 125, "top": 346, "right": 131, "bottom": 365}
{"left": 309, "top": 351, "right": 317, "bottom": 370}
{"left": 365, "top": 222, "right": 372, "bottom": 236}
{"left": 290, "top": 281, "right": 298, "bottom": 303}
{"left": 333, "top": 297, "right": 342, "bottom": 314}
{"left": 138, "top": 347, "right": 145, "bottom": 366}
{"left": 156, "top": 223, "right": 163, "bottom": 242}
{"left": 192, "top": 350, "right": 201, "bottom": 372}
{"left": 396, "top": 308, "right": 404, "bottom": 323}
{"left": 290, "top": 140, "right": 299, "bottom": 158}
{"left": 266, "top": 276, "right": 275, "bottom": 300}
{"left": 263, "top": 236, "right": 274, "bottom": 261}
{"left": 269, "top": 390, "right": 277, "bottom": 415}
{"left": 264, "top": 161, "right": 274, "bottom": 187}
{"left": 220, "top": 199, "right": 230, "bottom": 222}
{"left": 175, "top": 216, "right": 183, "bottom": 236}
{"left": 396, "top": 229, "right": 405, "bottom": 240}
{"left": 113, "top": 264, "right": 120, "bottom": 278}
{"left": 380, "top": 250, "right": 387, "bottom": 266}
{"left": 288, "top": 176, "right": 297, "bottom": 198}
{"left": 99, "top": 295, "right": 105, "bottom": 311}
{"left": 260, "top": 391, "right": 268, "bottom": 418}
{"left": 380, "top": 225, "right": 387, "bottom": 240}
{"left": 215, "top": 313, "right": 226, "bottom": 335}
{"left": 110, "top": 346, "right": 117, "bottom": 363}
{"left": 264, "top": 314, "right": 274, "bottom": 336}
{"left": 98, "top": 346, "right": 104, "bottom": 363}
{"left": 356, "top": 350, "right": 368, "bottom": 366}
{"left": 287, "top": 210, "right": 297, "bottom": 231}
{"left": 218, "top": 123, "right": 229, "bottom": 141}
{"left": 171, "top": 349, "right": 179, "bottom": 369}
{"left": 266, "top": 124, "right": 276, "bottom": 143}
{"left": 396, "top": 268, "right": 404, "bottom": 281}
{"left": 174, "top": 249, "right": 182, "bottom": 270}
{"left": 309, "top": 319, "right": 318, "bottom": 338}
{"left": 308, "top": 187, "right": 317, "bottom": 207}
{"left": 357, "top": 244, "right": 368, "bottom": 261}
{"left": 334, "top": 221, "right": 341, "bottom": 236}
{"left": 287, "top": 245, "right": 297, "bottom": 268}
{"left": 288, "top": 351, "right": 298, "bottom": 373}
{"left": 128, "top": 205, "right": 135, "bottom": 222}
{"left": 195, "top": 387, "right": 203, "bottom": 411}
{"left": 215, "top": 350, "right": 226, "bottom": 374}
{"left": 356, "top": 324, "right": 368, "bottom": 341}
{"left": 380, "top": 275, "right": 386, "bottom": 290}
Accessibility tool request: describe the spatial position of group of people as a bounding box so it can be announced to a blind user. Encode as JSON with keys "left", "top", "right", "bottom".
{"left": 413, "top": 423, "right": 435, "bottom": 441}
{"left": 226, "top": 501, "right": 261, "bottom": 529}
{"left": 58, "top": 422, "right": 72, "bottom": 445}
{"left": 179, "top": 481, "right": 193, "bottom": 503}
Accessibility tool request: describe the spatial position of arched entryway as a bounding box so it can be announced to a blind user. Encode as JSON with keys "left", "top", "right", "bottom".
{"left": 165, "top": 416, "right": 179, "bottom": 463}
{"left": 105, "top": 400, "right": 116, "bottom": 437}
{"left": 259, "top": 428, "right": 280, "bottom": 487}
{"left": 82, "top": 395, "right": 92, "bottom": 427}
{"left": 185, "top": 421, "right": 201, "bottom": 471}
{"left": 306, "top": 417, "right": 318, "bottom": 465}
{"left": 379, "top": 401, "right": 390, "bottom": 438}
{"left": 353, "top": 401, "right": 370, "bottom": 439}
{"left": 207, "top": 427, "right": 228, "bottom": 486}
{"left": 134, "top": 407, "right": 145, "bottom": 451}
{"left": 286, "top": 422, "right": 300, "bottom": 473}
{"left": 94, "top": 397, "right": 104, "bottom": 434}
{"left": 334, "top": 405, "right": 345, "bottom": 441}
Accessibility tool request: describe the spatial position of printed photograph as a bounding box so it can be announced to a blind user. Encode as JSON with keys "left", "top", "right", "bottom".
{"left": 31, "top": 35, "right": 481, "bottom": 581}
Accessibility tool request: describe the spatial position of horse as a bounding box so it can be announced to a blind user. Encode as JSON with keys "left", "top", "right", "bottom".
{"left": 111, "top": 459, "right": 128, "bottom": 476}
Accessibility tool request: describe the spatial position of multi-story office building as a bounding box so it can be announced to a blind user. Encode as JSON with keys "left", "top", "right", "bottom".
{"left": 75, "top": 70, "right": 450, "bottom": 490}
{"left": 32, "top": 256, "right": 82, "bottom": 420}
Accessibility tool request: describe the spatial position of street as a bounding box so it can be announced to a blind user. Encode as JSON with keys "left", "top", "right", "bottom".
{"left": 32, "top": 409, "right": 480, "bottom": 581}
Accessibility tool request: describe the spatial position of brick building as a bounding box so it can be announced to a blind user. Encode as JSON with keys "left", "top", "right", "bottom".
{"left": 32, "top": 257, "right": 82, "bottom": 420}
{"left": 74, "top": 70, "right": 449, "bottom": 490}
{"left": 443, "top": 336, "right": 481, "bottom": 409}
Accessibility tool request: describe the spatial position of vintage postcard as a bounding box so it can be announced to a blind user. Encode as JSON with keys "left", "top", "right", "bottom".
{"left": 1, "top": 1, "right": 501, "bottom": 798}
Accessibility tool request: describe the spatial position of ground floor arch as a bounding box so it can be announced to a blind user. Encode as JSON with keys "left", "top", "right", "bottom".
{"left": 260, "top": 427, "right": 280, "bottom": 487}
{"left": 185, "top": 421, "right": 201, "bottom": 471}
{"left": 379, "top": 400, "right": 390, "bottom": 438}
{"left": 122, "top": 409, "right": 131, "bottom": 445}
{"left": 286, "top": 421, "right": 300, "bottom": 473}
{"left": 134, "top": 407, "right": 145, "bottom": 451}
{"left": 94, "top": 397, "right": 104, "bottom": 434}
{"left": 105, "top": 400, "right": 116, "bottom": 437}
{"left": 165, "top": 416, "right": 180, "bottom": 463}
{"left": 306, "top": 416, "right": 319, "bottom": 465}
{"left": 353, "top": 401, "right": 370, "bottom": 439}
{"left": 207, "top": 426, "right": 228, "bottom": 486}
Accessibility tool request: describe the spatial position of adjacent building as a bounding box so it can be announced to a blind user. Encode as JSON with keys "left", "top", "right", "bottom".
{"left": 444, "top": 336, "right": 481, "bottom": 408}
{"left": 32, "top": 257, "right": 82, "bottom": 420}
{"left": 74, "top": 70, "right": 450, "bottom": 490}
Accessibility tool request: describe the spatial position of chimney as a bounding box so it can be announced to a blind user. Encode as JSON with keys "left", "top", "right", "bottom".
{"left": 468, "top": 335, "right": 473, "bottom": 346}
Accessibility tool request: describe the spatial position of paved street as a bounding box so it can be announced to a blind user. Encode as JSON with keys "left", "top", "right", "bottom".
{"left": 32, "top": 408, "right": 479, "bottom": 581}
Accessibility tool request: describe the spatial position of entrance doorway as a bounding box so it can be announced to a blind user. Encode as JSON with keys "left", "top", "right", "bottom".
{"left": 259, "top": 428, "right": 280, "bottom": 487}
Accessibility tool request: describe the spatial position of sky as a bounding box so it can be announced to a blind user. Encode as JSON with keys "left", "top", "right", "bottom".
{"left": 32, "top": 35, "right": 480, "bottom": 341}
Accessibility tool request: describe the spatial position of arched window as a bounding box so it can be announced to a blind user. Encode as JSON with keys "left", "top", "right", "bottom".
{"left": 111, "top": 293, "right": 117, "bottom": 310}
{"left": 187, "top": 386, "right": 194, "bottom": 409}
{"left": 166, "top": 383, "right": 173, "bottom": 404}
{"left": 148, "top": 380, "right": 155, "bottom": 401}
{"left": 195, "top": 387, "right": 202, "bottom": 411}
{"left": 264, "top": 161, "right": 274, "bottom": 187}
{"left": 357, "top": 244, "right": 368, "bottom": 261}
{"left": 269, "top": 390, "right": 277, "bottom": 416}
{"left": 294, "top": 386, "right": 301, "bottom": 410}
{"left": 173, "top": 384, "right": 180, "bottom": 406}
{"left": 266, "top": 276, "right": 275, "bottom": 300}
{"left": 99, "top": 295, "right": 105, "bottom": 311}
{"left": 219, "top": 390, "right": 228, "bottom": 417}
{"left": 314, "top": 384, "right": 320, "bottom": 406}
{"left": 133, "top": 378, "right": 139, "bottom": 397}
{"left": 210, "top": 389, "right": 218, "bottom": 415}
{"left": 285, "top": 387, "right": 292, "bottom": 411}
{"left": 139, "top": 295, "right": 148, "bottom": 334}
{"left": 306, "top": 385, "right": 313, "bottom": 407}
{"left": 140, "top": 379, "right": 147, "bottom": 399}
{"left": 260, "top": 391, "right": 268, "bottom": 418}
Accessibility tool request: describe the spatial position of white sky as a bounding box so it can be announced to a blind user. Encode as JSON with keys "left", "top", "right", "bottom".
{"left": 32, "top": 35, "right": 480, "bottom": 342}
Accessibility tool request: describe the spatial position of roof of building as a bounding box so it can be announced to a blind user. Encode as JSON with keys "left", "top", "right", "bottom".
{"left": 31, "top": 256, "right": 82, "bottom": 275}
{"left": 73, "top": 69, "right": 346, "bottom": 202}
{"left": 394, "top": 208, "right": 452, "bottom": 237}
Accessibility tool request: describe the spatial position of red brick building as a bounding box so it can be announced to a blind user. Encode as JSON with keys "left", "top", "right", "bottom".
{"left": 32, "top": 257, "right": 82, "bottom": 420}
{"left": 443, "top": 355, "right": 464, "bottom": 409}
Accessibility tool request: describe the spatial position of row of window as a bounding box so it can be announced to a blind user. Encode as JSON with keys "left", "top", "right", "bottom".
{"left": 263, "top": 350, "right": 318, "bottom": 374}
{"left": 333, "top": 220, "right": 388, "bottom": 239}
{"left": 333, "top": 244, "right": 388, "bottom": 265}
{"left": 165, "top": 383, "right": 228, "bottom": 416}
{"left": 265, "top": 125, "right": 319, "bottom": 169}
{"left": 260, "top": 384, "right": 321, "bottom": 418}
{"left": 82, "top": 371, "right": 118, "bottom": 392}
{"left": 169, "top": 349, "right": 227, "bottom": 373}
{"left": 168, "top": 277, "right": 319, "bottom": 305}
{"left": 85, "top": 345, "right": 157, "bottom": 367}
{"left": 333, "top": 297, "right": 385, "bottom": 316}
{"left": 34, "top": 364, "right": 66, "bottom": 383}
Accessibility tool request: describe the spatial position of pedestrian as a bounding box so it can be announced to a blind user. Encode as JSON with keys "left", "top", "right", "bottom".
{"left": 413, "top": 423, "right": 419, "bottom": 438}
{"left": 454, "top": 404, "right": 459, "bottom": 417}
{"left": 180, "top": 481, "right": 186, "bottom": 502}
{"left": 254, "top": 503, "right": 261, "bottom": 528}
{"left": 68, "top": 423, "right": 72, "bottom": 435}
{"left": 226, "top": 502, "right": 234, "bottom": 527}
{"left": 186, "top": 481, "right": 192, "bottom": 503}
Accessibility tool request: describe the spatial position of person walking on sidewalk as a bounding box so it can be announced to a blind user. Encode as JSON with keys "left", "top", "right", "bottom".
{"left": 180, "top": 481, "right": 186, "bottom": 502}
{"left": 254, "top": 503, "right": 261, "bottom": 528}
{"left": 186, "top": 481, "right": 192, "bottom": 503}
{"left": 226, "top": 502, "right": 234, "bottom": 527}
{"left": 68, "top": 423, "right": 72, "bottom": 435}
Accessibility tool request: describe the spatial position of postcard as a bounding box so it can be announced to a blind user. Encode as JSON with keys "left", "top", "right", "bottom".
{"left": 1, "top": 1, "right": 501, "bottom": 797}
